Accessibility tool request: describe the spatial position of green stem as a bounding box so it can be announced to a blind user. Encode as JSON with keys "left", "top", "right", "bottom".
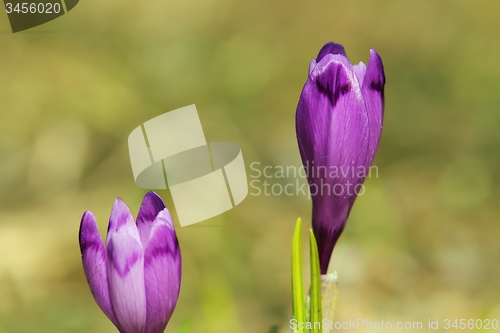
{"left": 292, "top": 218, "right": 306, "bottom": 333}
{"left": 309, "top": 230, "right": 322, "bottom": 333}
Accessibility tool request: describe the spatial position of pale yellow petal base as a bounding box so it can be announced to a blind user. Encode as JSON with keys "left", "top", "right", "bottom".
{"left": 321, "top": 272, "right": 338, "bottom": 333}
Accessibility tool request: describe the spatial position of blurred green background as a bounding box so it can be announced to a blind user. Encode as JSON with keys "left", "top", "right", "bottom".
{"left": 1, "top": 0, "right": 500, "bottom": 332}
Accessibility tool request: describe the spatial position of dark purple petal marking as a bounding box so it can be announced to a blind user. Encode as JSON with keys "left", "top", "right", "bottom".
{"left": 137, "top": 192, "right": 166, "bottom": 246}
{"left": 79, "top": 211, "right": 123, "bottom": 331}
{"left": 310, "top": 54, "right": 359, "bottom": 108}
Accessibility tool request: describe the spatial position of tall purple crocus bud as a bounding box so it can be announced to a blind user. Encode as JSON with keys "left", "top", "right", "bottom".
{"left": 296, "top": 42, "right": 385, "bottom": 274}
{"left": 79, "top": 192, "right": 181, "bottom": 333}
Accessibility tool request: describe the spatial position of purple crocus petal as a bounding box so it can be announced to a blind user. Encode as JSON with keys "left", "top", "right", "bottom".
{"left": 79, "top": 212, "right": 123, "bottom": 331}
{"left": 143, "top": 209, "right": 181, "bottom": 333}
{"left": 316, "top": 42, "right": 347, "bottom": 62}
{"left": 106, "top": 231, "right": 147, "bottom": 333}
{"left": 297, "top": 52, "right": 370, "bottom": 274}
{"left": 361, "top": 49, "right": 385, "bottom": 166}
{"left": 107, "top": 198, "right": 141, "bottom": 246}
{"left": 136, "top": 192, "right": 166, "bottom": 246}
{"left": 309, "top": 59, "right": 317, "bottom": 75}
{"left": 353, "top": 62, "right": 367, "bottom": 87}
{"left": 297, "top": 53, "right": 366, "bottom": 174}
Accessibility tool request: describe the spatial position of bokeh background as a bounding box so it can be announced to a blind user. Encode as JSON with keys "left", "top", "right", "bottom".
{"left": 1, "top": 0, "right": 500, "bottom": 332}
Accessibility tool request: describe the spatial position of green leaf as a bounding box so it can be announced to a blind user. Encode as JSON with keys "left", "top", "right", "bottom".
{"left": 292, "top": 218, "right": 306, "bottom": 333}
{"left": 309, "top": 229, "right": 322, "bottom": 333}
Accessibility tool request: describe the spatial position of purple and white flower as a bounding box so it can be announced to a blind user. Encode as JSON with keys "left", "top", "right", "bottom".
{"left": 79, "top": 192, "right": 181, "bottom": 333}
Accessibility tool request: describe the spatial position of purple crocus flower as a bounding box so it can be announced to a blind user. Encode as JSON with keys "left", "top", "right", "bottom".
{"left": 296, "top": 42, "right": 385, "bottom": 274}
{"left": 79, "top": 192, "right": 181, "bottom": 333}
